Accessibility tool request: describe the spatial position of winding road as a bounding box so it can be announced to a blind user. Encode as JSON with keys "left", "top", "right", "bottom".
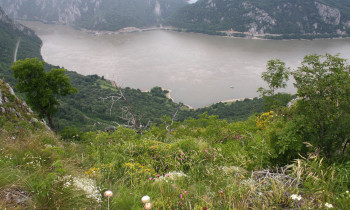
{"left": 13, "top": 38, "right": 20, "bottom": 62}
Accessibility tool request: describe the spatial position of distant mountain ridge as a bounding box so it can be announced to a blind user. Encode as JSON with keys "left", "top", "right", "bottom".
{"left": 0, "top": 0, "right": 187, "bottom": 31}
{"left": 165, "top": 0, "right": 350, "bottom": 37}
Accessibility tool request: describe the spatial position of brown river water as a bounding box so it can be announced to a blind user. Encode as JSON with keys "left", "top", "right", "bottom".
{"left": 21, "top": 21, "right": 350, "bottom": 108}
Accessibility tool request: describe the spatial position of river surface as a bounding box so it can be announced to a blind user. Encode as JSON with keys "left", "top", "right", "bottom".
{"left": 21, "top": 21, "right": 350, "bottom": 108}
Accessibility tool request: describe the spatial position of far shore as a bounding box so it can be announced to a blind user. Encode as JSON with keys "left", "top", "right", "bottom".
{"left": 81, "top": 25, "right": 350, "bottom": 41}
{"left": 18, "top": 20, "right": 350, "bottom": 41}
{"left": 140, "top": 87, "right": 256, "bottom": 110}
{"left": 220, "top": 98, "right": 254, "bottom": 104}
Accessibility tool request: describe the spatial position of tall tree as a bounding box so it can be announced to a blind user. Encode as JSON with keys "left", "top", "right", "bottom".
{"left": 293, "top": 54, "right": 350, "bottom": 158}
{"left": 11, "top": 58, "right": 77, "bottom": 131}
{"left": 258, "top": 59, "right": 290, "bottom": 109}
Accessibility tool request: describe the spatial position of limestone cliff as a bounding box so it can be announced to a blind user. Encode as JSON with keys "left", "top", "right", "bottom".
{"left": 166, "top": 0, "right": 350, "bottom": 36}
{"left": 0, "top": 0, "right": 187, "bottom": 31}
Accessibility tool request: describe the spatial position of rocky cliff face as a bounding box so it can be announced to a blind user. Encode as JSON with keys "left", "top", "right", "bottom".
{"left": 0, "top": 6, "right": 34, "bottom": 36}
{"left": 0, "top": 0, "right": 187, "bottom": 30}
{"left": 0, "top": 79, "right": 48, "bottom": 130}
{"left": 166, "top": 0, "right": 350, "bottom": 36}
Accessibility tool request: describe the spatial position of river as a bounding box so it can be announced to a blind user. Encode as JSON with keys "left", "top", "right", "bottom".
{"left": 21, "top": 21, "right": 350, "bottom": 108}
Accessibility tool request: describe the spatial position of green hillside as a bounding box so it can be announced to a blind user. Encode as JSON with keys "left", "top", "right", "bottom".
{"left": 0, "top": 7, "right": 42, "bottom": 84}
{"left": 1, "top": 76, "right": 349, "bottom": 209}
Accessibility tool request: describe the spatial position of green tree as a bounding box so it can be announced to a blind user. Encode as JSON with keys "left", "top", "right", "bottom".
{"left": 258, "top": 59, "right": 290, "bottom": 97}
{"left": 292, "top": 54, "right": 350, "bottom": 158}
{"left": 258, "top": 59, "right": 291, "bottom": 110}
{"left": 11, "top": 58, "right": 78, "bottom": 131}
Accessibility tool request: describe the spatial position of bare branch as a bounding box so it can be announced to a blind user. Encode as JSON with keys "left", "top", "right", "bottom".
{"left": 165, "top": 104, "right": 182, "bottom": 141}
{"left": 99, "top": 95, "right": 122, "bottom": 117}
{"left": 100, "top": 81, "right": 151, "bottom": 134}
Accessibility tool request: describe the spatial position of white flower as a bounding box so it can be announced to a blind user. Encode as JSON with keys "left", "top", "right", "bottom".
{"left": 145, "top": 202, "right": 152, "bottom": 210}
{"left": 325, "top": 203, "right": 333, "bottom": 208}
{"left": 104, "top": 190, "right": 113, "bottom": 198}
{"left": 155, "top": 171, "right": 188, "bottom": 182}
{"left": 346, "top": 191, "right": 349, "bottom": 194}
{"left": 58, "top": 175, "right": 102, "bottom": 203}
{"left": 291, "top": 194, "right": 302, "bottom": 201}
{"left": 72, "top": 177, "right": 102, "bottom": 202}
{"left": 142, "top": 195, "right": 150, "bottom": 203}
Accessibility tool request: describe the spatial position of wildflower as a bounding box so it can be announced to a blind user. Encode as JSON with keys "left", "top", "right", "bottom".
{"left": 145, "top": 202, "right": 152, "bottom": 210}
{"left": 220, "top": 191, "right": 223, "bottom": 195}
{"left": 346, "top": 191, "right": 349, "bottom": 194}
{"left": 104, "top": 190, "right": 113, "bottom": 198}
{"left": 142, "top": 195, "right": 151, "bottom": 203}
{"left": 130, "top": 193, "right": 133, "bottom": 195}
{"left": 180, "top": 194, "right": 183, "bottom": 199}
{"left": 203, "top": 207, "right": 207, "bottom": 210}
{"left": 291, "top": 194, "right": 302, "bottom": 201}
{"left": 325, "top": 203, "right": 333, "bottom": 208}
{"left": 155, "top": 171, "right": 188, "bottom": 182}
{"left": 149, "top": 177, "right": 152, "bottom": 181}
{"left": 69, "top": 176, "right": 102, "bottom": 202}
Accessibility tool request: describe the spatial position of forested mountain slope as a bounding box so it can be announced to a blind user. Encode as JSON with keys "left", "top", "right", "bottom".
{"left": 0, "top": 7, "right": 41, "bottom": 84}
{"left": 165, "top": 0, "right": 350, "bottom": 37}
{"left": 0, "top": 0, "right": 187, "bottom": 31}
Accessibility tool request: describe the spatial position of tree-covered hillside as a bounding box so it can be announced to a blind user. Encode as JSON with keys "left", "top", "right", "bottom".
{"left": 0, "top": 0, "right": 188, "bottom": 31}
{"left": 0, "top": 7, "right": 41, "bottom": 84}
{"left": 165, "top": 0, "right": 350, "bottom": 38}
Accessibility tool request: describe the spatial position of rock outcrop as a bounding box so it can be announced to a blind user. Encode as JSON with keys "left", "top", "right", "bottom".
{"left": 166, "top": 0, "right": 350, "bottom": 36}
{"left": 0, "top": 79, "right": 48, "bottom": 130}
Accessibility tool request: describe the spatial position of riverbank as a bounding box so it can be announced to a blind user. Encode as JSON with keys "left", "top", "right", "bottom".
{"left": 81, "top": 25, "right": 350, "bottom": 41}
{"left": 81, "top": 26, "right": 178, "bottom": 36}
{"left": 140, "top": 86, "right": 255, "bottom": 110}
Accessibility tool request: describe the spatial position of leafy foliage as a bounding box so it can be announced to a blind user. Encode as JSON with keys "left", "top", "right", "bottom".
{"left": 11, "top": 58, "right": 78, "bottom": 130}
{"left": 292, "top": 54, "right": 350, "bottom": 158}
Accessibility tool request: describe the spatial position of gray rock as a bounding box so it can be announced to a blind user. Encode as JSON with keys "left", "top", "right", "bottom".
{"left": 16, "top": 111, "right": 22, "bottom": 118}
{"left": 30, "top": 117, "right": 39, "bottom": 123}
{"left": 315, "top": 2, "right": 341, "bottom": 25}
{"left": 6, "top": 83, "right": 15, "bottom": 96}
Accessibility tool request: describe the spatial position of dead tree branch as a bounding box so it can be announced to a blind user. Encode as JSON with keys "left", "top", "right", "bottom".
{"left": 165, "top": 104, "right": 182, "bottom": 141}
{"left": 100, "top": 83, "right": 150, "bottom": 134}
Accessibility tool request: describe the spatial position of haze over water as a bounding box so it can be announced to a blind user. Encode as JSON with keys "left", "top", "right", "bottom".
{"left": 22, "top": 21, "right": 350, "bottom": 108}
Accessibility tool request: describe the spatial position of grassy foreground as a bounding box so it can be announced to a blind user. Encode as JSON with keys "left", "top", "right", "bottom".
{"left": 1, "top": 79, "right": 349, "bottom": 209}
